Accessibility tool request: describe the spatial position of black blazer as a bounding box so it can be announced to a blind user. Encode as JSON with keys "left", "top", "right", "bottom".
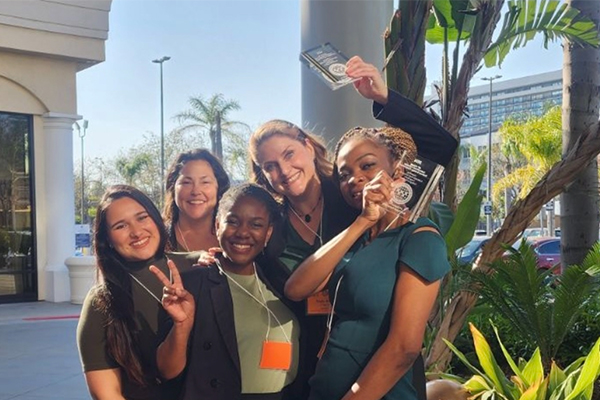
{"left": 159, "top": 264, "right": 304, "bottom": 400}
{"left": 374, "top": 89, "right": 458, "bottom": 167}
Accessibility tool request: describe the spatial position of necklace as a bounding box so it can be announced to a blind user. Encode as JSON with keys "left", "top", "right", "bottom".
{"left": 176, "top": 223, "right": 191, "bottom": 252}
{"left": 289, "top": 202, "right": 324, "bottom": 247}
{"left": 288, "top": 192, "right": 322, "bottom": 223}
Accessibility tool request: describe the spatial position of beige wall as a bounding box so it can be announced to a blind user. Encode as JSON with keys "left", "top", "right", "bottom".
{"left": 0, "top": 52, "right": 77, "bottom": 115}
{"left": 0, "top": 0, "right": 110, "bottom": 70}
{"left": 0, "top": 0, "right": 111, "bottom": 301}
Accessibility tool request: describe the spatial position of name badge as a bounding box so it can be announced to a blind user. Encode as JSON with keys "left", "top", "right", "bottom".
{"left": 306, "top": 290, "right": 332, "bottom": 315}
{"left": 259, "top": 340, "right": 292, "bottom": 370}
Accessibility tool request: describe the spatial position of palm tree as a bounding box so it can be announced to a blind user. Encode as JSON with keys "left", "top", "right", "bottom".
{"left": 493, "top": 106, "right": 562, "bottom": 204}
{"left": 174, "top": 94, "right": 248, "bottom": 160}
{"left": 472, "top": 241, "right": 600, "bottom": 370}
{"left": 561, "top": 0, "right": 600, "bottom": 267}
{"left": 383, "top": 0, "right": 600, "bottom": 371}
{"left": 115, "top": 153, "right": 151, "bottom": 186}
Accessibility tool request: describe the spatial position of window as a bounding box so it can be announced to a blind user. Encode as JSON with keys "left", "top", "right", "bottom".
{"left": 0, "top": 112, "right": 36, "bottom": 301}
{"left": 538, "top": 240, "right": 560, "bottom": 255}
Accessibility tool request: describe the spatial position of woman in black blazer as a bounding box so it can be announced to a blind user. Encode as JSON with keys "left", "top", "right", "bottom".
{"left": 152, "top": 184, "right": 303, "bottom": 400}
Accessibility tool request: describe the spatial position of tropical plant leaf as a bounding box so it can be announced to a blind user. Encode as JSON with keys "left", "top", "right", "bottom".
{"left": 548, "top": 361, "right": 567, "bottom": 395}
{"left": 428, "top": 201, "right": 455, "bottom": 237}
{"left": 426, "top": 0, "right": 475, "bottom": 43}
{"left": 464, "top": 374, "right": 493, "bottom": 395}
{"left": 493, "top": 322, "right": 528, "bottom": 384}
{"left": 521, "top": 348, "right": 544, "bottom": 389}
{"left": 564, "top": 337, "right": 600, "bottom": 400}
{"left": 443, "top": 337, "right": 490, "bottom": 380}
{"left": 484, "top": 0, "right": 600, "bottom": 67}
{"left": 470, "top": 323, "right": 512, "bottom": 396}
{"left": 445, "top": 163, "right": 486, "bottom": 257}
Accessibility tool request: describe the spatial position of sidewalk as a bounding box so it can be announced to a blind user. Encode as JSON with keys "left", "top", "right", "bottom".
{"left": 0, "top": 301, "right": 88, "bottom": 400}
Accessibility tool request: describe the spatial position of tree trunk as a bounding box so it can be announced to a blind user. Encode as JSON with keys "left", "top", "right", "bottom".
{"left": 427, "top": 122, "right": 600, "bottom": 372}
{"left": 215, "top": 111, "right": 223, "bottom": 160}
{"left": 560, "top": 0, "right": 600, "bottom": 268}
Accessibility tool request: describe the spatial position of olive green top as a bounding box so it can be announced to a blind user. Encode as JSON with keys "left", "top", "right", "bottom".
{"left": 76, "top": 252, "right": 198, "bottom": 400}
{"left": 226, "top": 270, "right": 300, "bottom": 394}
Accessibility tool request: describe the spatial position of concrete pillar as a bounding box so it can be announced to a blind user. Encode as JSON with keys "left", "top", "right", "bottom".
{"left": 301, "top": 0, "right": 393, "bottom": 148}
{"left": 42, "top": 112, "right": 77, "bottom": 302}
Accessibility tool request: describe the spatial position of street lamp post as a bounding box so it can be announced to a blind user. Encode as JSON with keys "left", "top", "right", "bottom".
{"left": 152, "top": 56, "right": 171, "bottom": 206}
{"left": 74, "top": 120, "right": 88, "bottom": 224}
{"left": 481, "top": 75, "right": 501, "bottom": 235}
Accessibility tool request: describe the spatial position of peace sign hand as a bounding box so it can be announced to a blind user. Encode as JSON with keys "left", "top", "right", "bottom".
{"left": 149, "top": 260, "right": 195, "bottom": 327}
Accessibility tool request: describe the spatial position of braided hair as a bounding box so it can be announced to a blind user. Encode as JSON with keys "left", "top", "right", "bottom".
{"left": 333, "top": 126, "right": 417, "bottom": 167}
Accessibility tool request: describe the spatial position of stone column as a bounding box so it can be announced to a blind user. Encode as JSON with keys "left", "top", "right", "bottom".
{"left": 301, "top": 0, "right": 393, "bottom": 148}
{"left": 42, "top": 112, "right": 77, "bottom": 302}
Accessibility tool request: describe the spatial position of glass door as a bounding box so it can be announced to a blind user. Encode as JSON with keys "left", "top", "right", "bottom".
{"left": 0, "top": 112, "right": 36, "bottom": 302}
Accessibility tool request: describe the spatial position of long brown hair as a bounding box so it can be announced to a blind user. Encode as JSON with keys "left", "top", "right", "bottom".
{"left": 93, "top": 184, "right": 168, "bottom": 386}
{"left": 249, "top": 120, "right": 333, "bottom": 200}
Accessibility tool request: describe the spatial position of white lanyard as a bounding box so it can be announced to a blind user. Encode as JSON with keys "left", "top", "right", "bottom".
{"left": 215, "top": 259, "right": 291, "bottom": 343}
{"left": 327, "top": 275, "right": 344, "bottom": 332}
{"left": 128, "top": 257, "right": 172, "bottom": 305}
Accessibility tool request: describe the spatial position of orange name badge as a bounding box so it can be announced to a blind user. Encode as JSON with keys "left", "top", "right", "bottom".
{"left": 306, "top": 290, "right": 332, "bottom": 316}
{"left": 259, "top": 340, "right": 292, "bottom": 370}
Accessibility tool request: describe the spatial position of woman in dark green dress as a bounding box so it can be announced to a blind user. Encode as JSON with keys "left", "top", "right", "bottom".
{"left": 285, "top": 127, "right": 450, "bottom": 400}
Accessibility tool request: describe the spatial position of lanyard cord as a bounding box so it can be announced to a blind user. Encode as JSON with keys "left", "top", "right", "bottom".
{"left": 215, "top": 259, "right": 291, "bottom": 343}
{"left": 127, "top": 256, "right": 172, "bottom": 305}
{"left": 327, "top": 275, "right": 344, "bottom": 332}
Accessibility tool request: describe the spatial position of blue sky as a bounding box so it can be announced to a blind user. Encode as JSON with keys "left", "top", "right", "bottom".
{"left": 75, "top": 0, "right": 564, "bottom": 161}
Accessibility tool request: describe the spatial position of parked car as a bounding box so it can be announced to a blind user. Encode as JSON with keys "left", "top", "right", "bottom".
{"left": 511, "top": 237, "right": 561, "bottom": 272}
{"left": 456, "top": 236, "right": 491, "bottom": 265}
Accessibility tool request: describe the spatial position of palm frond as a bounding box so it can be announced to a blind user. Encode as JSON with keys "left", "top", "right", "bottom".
{"left": 484, "top": 0, "right": 600, "bottom": 67}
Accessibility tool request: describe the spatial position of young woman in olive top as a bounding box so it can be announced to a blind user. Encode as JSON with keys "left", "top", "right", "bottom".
{"left": 76, "top": 185, "right": 198, "bottom": 400}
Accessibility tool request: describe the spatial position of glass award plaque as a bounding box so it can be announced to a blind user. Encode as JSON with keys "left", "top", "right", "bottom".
{"left": 300, "top": 42, "right": 358, "bottom": 91}
{"left": 383, "top": 153, "right": 445, "bottom": 223}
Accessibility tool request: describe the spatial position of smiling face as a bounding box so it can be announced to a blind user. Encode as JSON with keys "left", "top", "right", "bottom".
{"left": 336, "top": 138, "right": 396, "bottom": 210}
{"left": 216, "top": 195, "right": 273, "bottom": 273}
{"left": 105, "top": 197, "right": 161, "bottom": 262}
{"left": 174, "top": 159, "right": 219, "bottom": 222}
{"left": 256, "top": 134, "right": 318, "bottom": 199}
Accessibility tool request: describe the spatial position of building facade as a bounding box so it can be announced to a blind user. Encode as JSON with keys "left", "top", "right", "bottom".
{"left": 459, "top": 70, "right": 562, "bottom": 188}
{"left": 0, "top": 0, "right": 111, "bottom": 303}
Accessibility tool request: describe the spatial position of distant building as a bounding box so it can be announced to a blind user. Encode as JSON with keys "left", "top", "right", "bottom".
{"left": 459, "top": 70, "right": 562, "bottom": 191}
{"left": 461, "top": 70, "right": 562, "bottom": 142}
{"left": 0, "top": 1, "right": 111, "bottom": 303}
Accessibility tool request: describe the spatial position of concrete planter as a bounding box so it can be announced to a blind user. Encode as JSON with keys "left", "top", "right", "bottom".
{"left": 65, "top": 256, "right": 96, "bottom": 304}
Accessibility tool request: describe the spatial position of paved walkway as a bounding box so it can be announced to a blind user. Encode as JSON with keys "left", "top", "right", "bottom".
{"left": 0, "top": 301, "right": 88, "bottom": 400}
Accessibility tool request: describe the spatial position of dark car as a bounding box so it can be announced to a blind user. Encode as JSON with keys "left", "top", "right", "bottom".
{"left": 456, "top": 236, "right": 491, "bottom": 265}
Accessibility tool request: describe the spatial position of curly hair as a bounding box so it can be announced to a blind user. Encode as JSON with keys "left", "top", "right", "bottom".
{"left": 248, "top": 120, "right": 333, "bottom": 200}
{"left": 216, "top": 183, "right": 282, "bottom": 227}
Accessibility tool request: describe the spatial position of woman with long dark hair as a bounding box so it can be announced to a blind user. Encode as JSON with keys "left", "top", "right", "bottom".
{"left": 76, "top": 185, "right": 197, "bottom": 400}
